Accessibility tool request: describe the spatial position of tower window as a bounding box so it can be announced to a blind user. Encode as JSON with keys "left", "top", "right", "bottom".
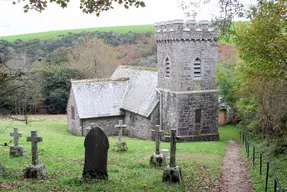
{"left": 194, "top": 58, "right": 201, "bottom": 78}
{"left": 165, "top": 57, "right": 170, "bottom": 77}
{"left": 195, "top": 109, "right": 201, "bottom": 124}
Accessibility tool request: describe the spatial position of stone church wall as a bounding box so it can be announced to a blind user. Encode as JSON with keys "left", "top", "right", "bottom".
{"left": 67, "top": 90, "right": 81, "bottom": 136}
{"left": 82, "top": 116, "right": 124, "bottom": 136}
{"left": 125, "top": 105, "right": 159, "bottom": 140}
{"left": 156, "top": 20, "right": 219, "bottom": 141}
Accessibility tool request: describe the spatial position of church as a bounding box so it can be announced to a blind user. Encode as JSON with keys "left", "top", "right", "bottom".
{"left": 67, "top": 19, "right": 220, "bottom": 141}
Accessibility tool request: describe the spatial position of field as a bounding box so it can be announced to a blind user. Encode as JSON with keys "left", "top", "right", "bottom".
{"left": 0, "top": 25, "right": 154, "bottom": 42}
{"left": 0, "top": 115, "right": 239, "bottom": 192}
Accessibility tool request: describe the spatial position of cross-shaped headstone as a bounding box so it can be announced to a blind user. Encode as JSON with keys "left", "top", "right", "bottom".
{"left": 10, "top": 128, "right": 22, "bottom": 147}
{"left": 154, "top": 125, "right": 164, "bottom": 155}
{"left": 115, "top": 120, "right": 127, "bottom": 141}
{"left": 169, "top": 129, "right": 177, "bottom": 168}
{"left": 27, "top": 131, "right": 43, "bottom": 165}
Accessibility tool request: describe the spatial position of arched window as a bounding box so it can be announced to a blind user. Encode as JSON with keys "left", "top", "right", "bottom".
{"left": 194, "top": 58, "right": 201, "bottom": 78}
{"left": 165, "top": 57, "right": 170, "bottom": 77}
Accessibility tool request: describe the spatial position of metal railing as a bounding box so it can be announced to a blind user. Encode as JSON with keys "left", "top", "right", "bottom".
{"left": 240, "top": 131, "right": 285, "bottom": 192}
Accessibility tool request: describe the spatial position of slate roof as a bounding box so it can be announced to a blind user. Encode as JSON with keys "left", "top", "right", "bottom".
{"left": 111, "top": 66, "right": 159, "bottom": 117}
{"left": 71, "top": 78, "right": 128, "bottom": 119}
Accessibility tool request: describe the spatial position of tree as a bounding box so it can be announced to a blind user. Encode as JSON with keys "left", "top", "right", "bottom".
{"left": 11, "top": 0, "right": 145, "bottom": 16}
{"left": 35, "top": 62, "right": 81, "bottom": 114}
{"left": 67, "top": 37, "right": 118, "bottom": 78}
{"left": 234, "top": 0, "right": 287, "bottom": 138}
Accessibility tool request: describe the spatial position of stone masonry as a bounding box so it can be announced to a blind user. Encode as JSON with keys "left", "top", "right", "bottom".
{"left": 155, "top": 20, "right": 220, "bottom": 141}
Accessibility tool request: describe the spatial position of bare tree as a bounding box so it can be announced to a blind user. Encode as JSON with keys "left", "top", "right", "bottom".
{"left": 67, "top": 37, "right": 119, "bottom": 79}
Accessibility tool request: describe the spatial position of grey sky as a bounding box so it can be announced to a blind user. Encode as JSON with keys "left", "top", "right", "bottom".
{"left": 0, "top": 0, "right": 253, "bottom": 37}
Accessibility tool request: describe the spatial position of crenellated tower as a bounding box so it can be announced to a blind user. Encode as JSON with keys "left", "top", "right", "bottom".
{"left": 155, "top": 19, "right": 220, "bottom": 141}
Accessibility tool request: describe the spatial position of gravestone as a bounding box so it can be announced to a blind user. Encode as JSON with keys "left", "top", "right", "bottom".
{"left": 150, "top": 125, "right": 166, "bottom": 167}
{"left": 163, "top": 129, "right": 182, "bottom": 183}
{"left": 23, "top": 131, "right": 47, "bottom": 179}
{"left": 9, "top": 128, "right": 24, "bottom": 157}
{"left": 112, "top": 120, "right": 128, "bottom": 152}
{"left": 82, "top": 126, "right": 109, "bottom": 180}
{"left": 161, "top": 149, "right": 170, "bottom": 159}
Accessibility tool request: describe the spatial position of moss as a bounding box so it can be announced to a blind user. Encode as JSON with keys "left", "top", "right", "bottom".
{"left": 112, "top": 140, "right": 128, "bottom": 152}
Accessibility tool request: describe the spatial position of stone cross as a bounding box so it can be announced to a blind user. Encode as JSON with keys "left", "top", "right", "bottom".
{"left": 27, "top": 131, "right": 43, "bottom": 165}
{"left": 10, "top": 128, "right": 22, "bottom": 147}
{"left": 154, "top": 125, "right": 164, "bottom": 155}
{"left": 115, "top": 120, "right": 126, "bottom": 141}
{"left": 170, "top": 129, "right": 177, "bottom": 168}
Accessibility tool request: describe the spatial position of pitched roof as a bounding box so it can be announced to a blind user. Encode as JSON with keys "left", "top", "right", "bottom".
{"left": 111, "top": 66, "right": 159, "bottom": 117}
{"left": 71, "top": 78, "right": 128, "bottom": 119}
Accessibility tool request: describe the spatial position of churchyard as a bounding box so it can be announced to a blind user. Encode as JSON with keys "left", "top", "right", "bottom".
{"left": 0, "top": 115, "right": 239, "bottom": 191}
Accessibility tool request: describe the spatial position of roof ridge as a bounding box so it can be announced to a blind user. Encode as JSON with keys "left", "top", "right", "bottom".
{"left": 119, "top": 65, "right": 157, "bottom": 71}
{"left": 72, "top": 78, "right": 129, "bottom": 84}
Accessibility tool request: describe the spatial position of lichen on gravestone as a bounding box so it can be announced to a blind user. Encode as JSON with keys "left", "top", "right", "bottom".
{"left": 112, "top": 140, "right": 128, "bottom": 152}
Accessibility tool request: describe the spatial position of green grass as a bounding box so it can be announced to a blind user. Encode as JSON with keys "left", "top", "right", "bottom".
{"left": 0, "top": 25, "right": 154, "bottom": 42}
{"left": 0, "top": 116, "right": 239, "bottom": 192}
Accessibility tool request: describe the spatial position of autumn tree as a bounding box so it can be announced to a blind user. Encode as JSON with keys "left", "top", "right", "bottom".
{"left": 234, "top": 0, "right": 286, "bottom": 137}
{"left": 67, "top": 37, "right": 118, "bottom": 79}
{"left": 11, "top": 0, "right": 145, "bottom": 15}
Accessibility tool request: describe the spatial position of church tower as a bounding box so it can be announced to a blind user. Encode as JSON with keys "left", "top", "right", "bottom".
{"left": 155, "top": 20, "right": 220, "bottom": 141}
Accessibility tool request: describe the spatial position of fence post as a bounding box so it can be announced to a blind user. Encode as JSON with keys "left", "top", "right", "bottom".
{"left": 274, "top": 178, "right": 277, "bottom": 192}
{"left": 247, "top": 142, "right": 250, "bottom": 158}
{"left": 260, "top": 152, "right": 263, "bottom": 175}
{"left": 265, "top": 161, "right": 270, "bottom": 192}
{"left": 253, "top": 146, "right": 255, "bottom": 167}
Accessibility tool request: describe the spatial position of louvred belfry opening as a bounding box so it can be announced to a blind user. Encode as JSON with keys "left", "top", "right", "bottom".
{"left": 194, "top": 58, "right": 201, "bottom": 78}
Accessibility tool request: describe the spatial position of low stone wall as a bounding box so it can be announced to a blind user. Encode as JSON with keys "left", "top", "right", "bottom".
{"left": 82, "top": 116, "right": 125, "bottom": 136}
{"left": 163, "top": 133, "right": 219, "bottom": 142}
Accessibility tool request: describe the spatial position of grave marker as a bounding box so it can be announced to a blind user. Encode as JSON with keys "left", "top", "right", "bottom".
{"left": 162, "top": 129, "right": 182, "bottom": 183}
{"left": 150, "top": 125, "right": 166, "bottom": 167}
{"left": 82, "top": 126, "right": 109, "bottom": 180}
{"left": 112, "top": 120, "right": 128, "bottom": 152}
{"left": 115, "top": 120, "right": 126, "bottom": 141}
{"left": 23, "top": 131, "right": 47, "bottom": 179}
{"left": 9, "top": 128, "right": 24, "bottom": 157}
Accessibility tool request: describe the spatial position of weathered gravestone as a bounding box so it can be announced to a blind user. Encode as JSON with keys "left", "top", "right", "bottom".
{"left": 9, "top": 128, "right": 24, "bottom": 157}
{"left": 112, "top": 120, "right": 128, "bottom": 152}
{"left": 150, "top": 125, "right": 166, "bottom": 167}
{"left": 163, "top": 129, "right": 182, "bottom": 183}
{"left": 82, "top": 126, "right": 110, "bottom": 180}
{"left": 23, "top": 131, "right": 47, "bottom": 179}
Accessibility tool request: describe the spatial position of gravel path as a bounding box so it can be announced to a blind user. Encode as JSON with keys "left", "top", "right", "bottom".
{"left": 217, "top": 140, "right": 252, "bottom": 192}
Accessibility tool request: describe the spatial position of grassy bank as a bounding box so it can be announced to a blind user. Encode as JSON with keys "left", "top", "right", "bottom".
{"left": 0, "top": 25, "right": 154, "bottom": 42}
{"left": 241, "top": 137, "right": 287, "bottom": 191}
{"left": 0, "top": 116, "right": 239, "bottom": 191}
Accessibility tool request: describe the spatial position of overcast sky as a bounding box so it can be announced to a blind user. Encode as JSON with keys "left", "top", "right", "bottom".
{"left": 0, "top": 0, "right": 253, "bottom": 37}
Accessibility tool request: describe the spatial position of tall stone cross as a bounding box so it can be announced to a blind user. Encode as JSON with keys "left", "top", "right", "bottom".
{"left": 115, "top": 120, "right": 126, "bottom": 141}
{"left": 169, "top": 129, "right": 177, "bottom": 168}
{"left": 162, "top": 129, "right": 182, "bottom": 183}
{"left": 27, "top": 131, "right": 43, "bottom": 165}
{"left": 154, "top": 125, "right": 164, "bottom": 155}
{"left": 10, "top": 128, "right": 22, "bottom": 147}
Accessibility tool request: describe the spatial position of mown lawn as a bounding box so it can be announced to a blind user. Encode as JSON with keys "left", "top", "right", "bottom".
{"left": 0, "top": 25, "right": 154, "bottom": 42}
{"left": 0, "top": 116, "right": 239, "bottom": 192}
